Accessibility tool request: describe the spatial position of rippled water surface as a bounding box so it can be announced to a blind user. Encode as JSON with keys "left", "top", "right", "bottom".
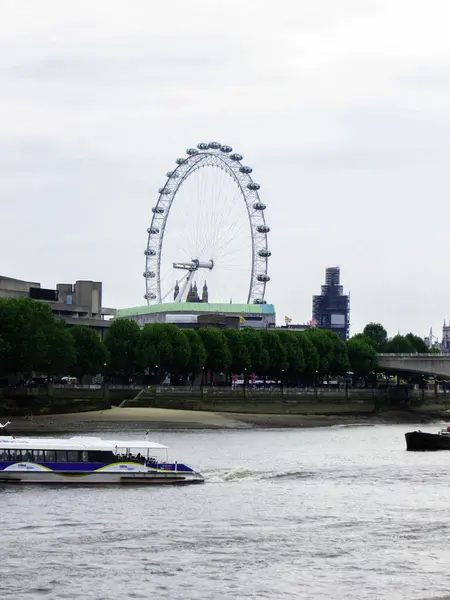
{"left": 2, "top": 424, "right": 450, "bottom": 599}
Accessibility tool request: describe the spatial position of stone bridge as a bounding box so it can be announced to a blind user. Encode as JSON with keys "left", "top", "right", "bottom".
{"left": 377, "top": 354, "right": 450, "bottom": 378}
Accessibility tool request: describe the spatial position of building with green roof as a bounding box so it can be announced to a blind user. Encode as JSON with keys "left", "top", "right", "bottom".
{"left": 116, "top": 302, "right": 276, "bottom": 330}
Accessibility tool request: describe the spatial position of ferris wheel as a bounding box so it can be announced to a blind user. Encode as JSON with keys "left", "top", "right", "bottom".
{"left": 143, "top": 142, "right": 270, "bottom": 305}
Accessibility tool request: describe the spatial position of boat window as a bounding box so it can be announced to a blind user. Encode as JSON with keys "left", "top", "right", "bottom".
{"left": 88, "top": 450, "right": 115, "bottom": 462}
{"left": 33, "top": 450, "right": 45, "bottom": 462}
{"left": 0, "top": 449, "right": 9, "bottom": 460}
{"left": 67, "top": 450, "right": 79, "bottom": 462}
{"left": 56, "top": 451, "right": 68, "bottom": 462}
{"left": 81, "top": 451, "right": 89, "bottom": 462}
{"left": 44, "top": 450, "right": 56, "bottom": 462}
{"left": 21, "top": 450, "right": 33, "bottom": 461}
{"left": 9, "top": 449, "right": 20, "bottom": 461}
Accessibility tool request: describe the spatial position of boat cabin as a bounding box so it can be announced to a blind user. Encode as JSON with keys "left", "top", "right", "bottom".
{"left": 0, "top": 436, "right": 169, "bottom": 465}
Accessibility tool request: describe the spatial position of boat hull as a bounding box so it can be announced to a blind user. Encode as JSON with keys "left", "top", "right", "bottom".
{"left": 0, "top": 461, "right": 204, "bottom": 484}
{"left": 0, "top": 470, "right": 204, "bottom": 484}
{"left": 405, "top": 431, "right": 450, "bottom": 451}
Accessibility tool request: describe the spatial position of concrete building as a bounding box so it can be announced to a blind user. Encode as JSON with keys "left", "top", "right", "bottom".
{"left": 312, "top": 266, "right": 350, "bottom": 341}
{"left": 116, "top": 302, "right": 276, "bottom": 330}
{"left": 0, "top": 276, "right": 115, "bottom": 338}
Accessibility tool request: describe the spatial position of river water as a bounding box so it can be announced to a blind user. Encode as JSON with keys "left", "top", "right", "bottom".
{"left": 1, "top": 423, "right": 450, "bottom": 600}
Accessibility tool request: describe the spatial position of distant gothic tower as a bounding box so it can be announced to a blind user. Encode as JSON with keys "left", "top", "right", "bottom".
{"left": 186, "top": 282, "right": 201, "bottom": 303}
{"left": 202, "top": 281, "right": 208, "bottom": 303}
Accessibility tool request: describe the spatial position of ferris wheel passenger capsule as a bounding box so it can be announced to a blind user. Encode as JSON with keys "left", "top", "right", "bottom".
{"left": 253, "top": 202, "right": 266, "bottom": 211}
{"left": 144, "top": 249, "right": 156, "bottom": 256}
{"left": 147, "top": 227, "right": 160, "bottom": 234}
{"left": 220, "top": 145, "right": 232, "bottom": 153}
{"left": 247, "top": 182, "right": 260, "bottom": 191}
{"left": 240, "top": 166, "right": 252, "bottom": 174}
{"left": 257, "top": 274, "right": 270, "bottom": 282}
{"left": 158, "top": 187, "right": 170, "bottom": 195}
{"left": 209, "top": 142, "right": 221, "bottom": 149}
{"left": 143, "top": 271, "right": 156, "bottom": 278}
{"left": 253, "top": 298, "right": 267, "bottom": 304}
{"left": 230, "top": 153, "right": 243, "bottom": 161}
{"left": 186, "top": 148, "right": 199, "bottom": 155}
{"left": 144, "top": 293, "right": 157, "bottom": 300}
{"left": 175, "top": 158, "right": 185, "bottom": 165}
{"left": 152, "top": 206, "right": 164, "bottom": 214}
{"left": 256, "top": 225, "right": 270, "bottom": 233}
{"left": 197, "top": 142, "right": 210, "bottom": 150}
{"left": 258, "top": 249, "right": 271, "bottom": 257}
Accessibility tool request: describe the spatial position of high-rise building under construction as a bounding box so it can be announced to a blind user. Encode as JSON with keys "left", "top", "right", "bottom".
{"left": 312, "top": 267, "right": 350, "bottom": 341}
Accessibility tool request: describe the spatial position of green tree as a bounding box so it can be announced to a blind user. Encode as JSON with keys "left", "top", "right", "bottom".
{"left": 324, "top": 330, "right": 350, "bottom": 376}
{"left": 0, "top": 297, "right": 52, "bottom": 376}
{"left": 297, "top": 332, "right": 319, "bottom": 381}
{"left": 277, "top": 330, "right": 305, "bottom": 381}
{"left": 347, "top": 336, "right": 378, "bottom": 379}
{"left": 70, "top": 325, "right": 109, "bottom": 381}
{"left": 259, "top": 330, "right": 288, "bottom": 379}
{"left": 223, "top": 329, "right": 251, "bottom": 376}
{"left": 45, "top": 320, "right": 76, "bottom": 377}
{"left": 105, "top": 319, "right": 141, "bottom": 381}
{"left": 350, "top": 332, "right": 374, "bottom": 345}
{"left": 405, "top": 333, "right": 429, "bottom": 353}
{"left": 136, "top": 323, "right": 190, "bottom": 380}
{"left": 362, "top": 323, "right": 388, "bottom": 351}
{"left": 303, "top": 328, "right": 335, "bottom": 376}
{"left": 241, "top": 328, "right": 270, "bottom": 376}
{"left": 385, "top": 334, "right": 415, "bottom": 354}
{"left": 183, "top": 329, "right": 207, "bottom": 382}
{"left": 0, "top": 335, "right": 10, "bottom": 377}
{"left": 197, "top": 328, "right": 231, "bottom": 382}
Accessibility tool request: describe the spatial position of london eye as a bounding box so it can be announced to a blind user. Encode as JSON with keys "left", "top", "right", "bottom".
{"left": 143, "top": 142, "right": 270, "bottom": 305}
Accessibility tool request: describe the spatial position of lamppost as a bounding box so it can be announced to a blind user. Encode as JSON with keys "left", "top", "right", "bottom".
{"left": 201, "top": 366, "right": 205, "bottom": 399}
{"left": 281, "top": 369, "right": 285, "bottom": 397}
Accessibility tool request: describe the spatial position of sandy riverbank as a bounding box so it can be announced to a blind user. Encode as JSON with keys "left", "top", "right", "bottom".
{"left": 5, "top": 406, "right": 447, "bottom": 435}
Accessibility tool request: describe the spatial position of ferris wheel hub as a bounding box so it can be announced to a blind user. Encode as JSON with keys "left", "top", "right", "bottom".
{"left": 173, "top": 259, "right": 214, "bottom": 272}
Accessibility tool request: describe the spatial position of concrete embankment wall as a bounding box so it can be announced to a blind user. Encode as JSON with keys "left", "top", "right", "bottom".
{"left": 125, "top": 389, "right": 379, "bottom": 415}
{"left": 0, "top": 386, "right": 443, "bottom": 417}
{"left": 0, "top": 386, "right": 380, "bottom": 416}
{"left": 0, "top": 387, "right": 130, "bottom": 416}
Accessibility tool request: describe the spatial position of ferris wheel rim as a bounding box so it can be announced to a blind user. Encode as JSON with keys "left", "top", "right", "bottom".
{"left": 144, "top": 144, "right": 270, "bottom": 305}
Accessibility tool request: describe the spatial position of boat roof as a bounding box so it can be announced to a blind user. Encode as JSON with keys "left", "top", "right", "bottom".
{"left": 0, "top": 436, "right": 168, "bottom": 451}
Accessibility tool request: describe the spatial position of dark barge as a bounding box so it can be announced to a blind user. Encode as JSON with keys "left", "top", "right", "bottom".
{"left": 405, "top": 428, "right": 450, "bottom": 451}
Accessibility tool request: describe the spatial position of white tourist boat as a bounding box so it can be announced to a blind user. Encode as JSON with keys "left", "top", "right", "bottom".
{"left": 0, "top": 433, "right": 204, "bottom": 485}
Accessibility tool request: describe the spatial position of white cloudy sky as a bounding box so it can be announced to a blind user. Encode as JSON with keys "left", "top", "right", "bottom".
{"left": 2, "top": 0, "right": 450, "bottom": 338}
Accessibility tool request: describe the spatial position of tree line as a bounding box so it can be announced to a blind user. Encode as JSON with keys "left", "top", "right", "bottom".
{"left": 0, "top": 298, "right": 433, "bottom": 385}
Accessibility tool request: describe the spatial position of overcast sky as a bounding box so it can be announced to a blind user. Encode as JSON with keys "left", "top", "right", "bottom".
{"left": 2, "top": 0, "right": 450, "bottom": 338}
